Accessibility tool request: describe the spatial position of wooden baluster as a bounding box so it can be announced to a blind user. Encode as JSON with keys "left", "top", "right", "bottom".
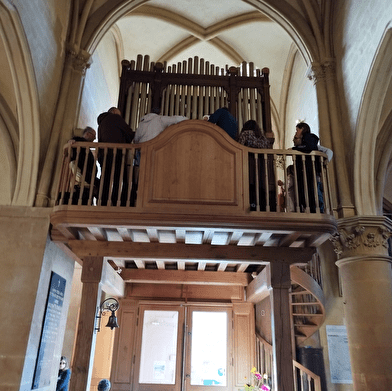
{"left": 77, "top": 144, "right": 90, "bottom": 206}
{"left": 87, "top": 146, "right": 98, "bottom": 206}
{"left": 107, "top": 148, "right": 117, "bottom": 206}
{"left": 292, "top": 155, "right": 300, "bottom": 212}
{"left": 255, "top": 153, "right": 260, "bottom": 211}
{"left": 114, "top": 147, "right": 126, "bottom": 206}
{"left": 273, "top": 153, "right": 279, "bottom": 213}
{"left": 311, "top": 154, "right": 320, "bottom": 213}
{"left": 58, "top": 144, "right": 72, "bottom": 205}
{"left": 325, "top": 158, "right": 332, "bottom": 215}
{"left": 68, "top": 146, "right": 81, "bottom": 205}
{"left": 301, "top": 155, "right": 310, "bottom": 213}
{"left": 97, "top": 147, "right": 107, "bottom": 206}
{"left": 126, "top": 147, "right": 137, "bottom": 207}
{"left": 199, "top": 58, "right": 204, "bottom": 118}
{"left": 192, "top": 56, "right": 199, "bottom": 119}
{"left": 264, "top": 152, "right": 269, "bottom": 211}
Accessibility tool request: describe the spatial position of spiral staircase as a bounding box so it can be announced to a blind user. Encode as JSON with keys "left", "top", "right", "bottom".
{"left": 290, "top": 265, "right": 326, "bottom": 344}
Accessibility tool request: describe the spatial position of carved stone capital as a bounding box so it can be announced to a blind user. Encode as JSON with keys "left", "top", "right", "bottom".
{"left": 67, "top": 46, "right": 92, "bottom": 74}
{"left": 330, "top": 216, "right": 392, "bottom": 259}
{"left": 323, "top": 59, "right": 336, "bottom": 81}
{"left": 308, "top": 63, "right": 325, "bottom": 85}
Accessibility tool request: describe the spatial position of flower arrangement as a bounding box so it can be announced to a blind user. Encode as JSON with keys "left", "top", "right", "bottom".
{"left": 244, "top": 367, "right": 271, "bottom": 391}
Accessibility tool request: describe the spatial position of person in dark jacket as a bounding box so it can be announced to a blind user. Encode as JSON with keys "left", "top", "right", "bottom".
{"left": 207, "top": 107, "right": 238, "bottom": 140}
{"left": 70, "top": 126, "right": 98, "bottom": 186}
{"left": 56, "top": 356, "right": 71, "bottom": 391}
{"left": 237, "top": 120, "right": 274, "bottom": 211}
{"left": 97, "top": 107, "right": 134, "bottom": 206}
{"left": 62, "top": 127, "right": 99, "bottom": 205}
{"left": 98, "top": 378, "right": 111, "bottom": 390}
{"left": 292, "top": 122, "right": 320, "bottom": 212}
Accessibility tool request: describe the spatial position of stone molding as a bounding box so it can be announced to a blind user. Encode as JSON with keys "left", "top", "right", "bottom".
{"left": 67, "top": 46, "right": 92, "bottom": 74}
{"left": 330, "top": 215, "right": 392, "bottom": 259}
{"left": 308, "top": 59, "right": 336, "bottom": 85}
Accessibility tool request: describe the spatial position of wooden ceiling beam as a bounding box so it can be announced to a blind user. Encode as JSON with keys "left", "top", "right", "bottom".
{"left": 120, "top": 268, "right": 250, "bottom": 286}
{"left": 68, "top": 240, "right": 316, "bottom": 263}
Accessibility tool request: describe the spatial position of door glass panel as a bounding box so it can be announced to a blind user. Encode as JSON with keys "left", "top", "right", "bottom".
{"left": 190, "top": 311, "right": 227, "bottom": 386}
{"left": 139, "top": 310, "right": 179, "bottom": 384}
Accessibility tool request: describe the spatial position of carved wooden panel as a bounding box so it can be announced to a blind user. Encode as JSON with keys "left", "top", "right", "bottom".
{"left": 111, "top": 301, "right": 138, "bottom": 386}
{"left": 233, "top": 303, "right": 255, "bottom": 388}
{"left": 140, "top": 121, "right": 244, "bottom": 212}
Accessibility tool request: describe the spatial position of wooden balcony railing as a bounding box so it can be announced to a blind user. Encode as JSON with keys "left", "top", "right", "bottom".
{"left": 55, "top": 120, "right": 333, "bottom": 217}
{"left": 255, "top": 334, "right": 322, "bottom": 391}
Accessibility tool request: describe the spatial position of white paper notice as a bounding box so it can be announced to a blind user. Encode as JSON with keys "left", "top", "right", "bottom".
{"left": 326, "top": 325, "right": 353, "bottom": 384}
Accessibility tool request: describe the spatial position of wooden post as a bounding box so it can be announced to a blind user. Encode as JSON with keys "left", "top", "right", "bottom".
{"left": 268, "top": 261, "right": 295, "bottom": 391}
{"left": 69, "top": 257, "right": 104, "bottom": 391}
{"left": 228, "top": 66, "right": 238, "bottom": 120}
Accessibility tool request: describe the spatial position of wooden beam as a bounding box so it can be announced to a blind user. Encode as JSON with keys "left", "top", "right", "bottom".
{"left": 102, "top": 259, "right": 125, "bottom": 297}
{"left": 68, "top": 241, "right": 316, "bottom": 263}
{"left": 120, "top": 268, "right": 251, "bottom": 286}
{"left": 246, "top": 266, "right": 270, "bottom": 303}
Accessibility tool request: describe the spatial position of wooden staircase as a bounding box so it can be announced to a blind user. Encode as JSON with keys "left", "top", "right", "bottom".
{"left": 290, "top": 265, "right": 326, "bottom": 344}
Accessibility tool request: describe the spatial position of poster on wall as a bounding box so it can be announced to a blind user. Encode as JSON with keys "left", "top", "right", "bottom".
{"left": 32, "top": 272, "right": 66, "bottom": 389}
{"left": 326, "top": 325, "right": 353, "bottom": 384}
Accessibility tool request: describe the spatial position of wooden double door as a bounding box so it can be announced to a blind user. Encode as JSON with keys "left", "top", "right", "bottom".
{"left": 133, "top": 304, "right": 232, "bottom": 391}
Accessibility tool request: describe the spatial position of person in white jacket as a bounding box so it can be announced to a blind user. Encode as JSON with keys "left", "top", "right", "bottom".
{"left": 134, "top": 110, "right": 188, "bottom": 143}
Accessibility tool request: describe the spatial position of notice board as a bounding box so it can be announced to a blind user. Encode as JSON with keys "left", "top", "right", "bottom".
{"left": 32, "top": 272, "right": 66, "bottom": 389}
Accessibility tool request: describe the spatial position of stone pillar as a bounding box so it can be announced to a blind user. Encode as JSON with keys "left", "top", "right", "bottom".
{"left": 269, "top": 261, "right": 295, "bottom": 391}
{"left": 0, "top": 206, "right": 50, "bottom": 391}
{"left": 35, "top": 47, "right": 92, "bottom": 207}
{"left": 310, "top": 60, "right": 354, "bottom": 218}
{"left": 69, "top": 256, "right": 103, "bottom": 391}
{"left": 331, "top": 216, "right": 392, "bottom": 390}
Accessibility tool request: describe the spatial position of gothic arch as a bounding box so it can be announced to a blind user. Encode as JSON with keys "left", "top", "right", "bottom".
{"left": 0, "top": 1, "right": 40, "bottom": 206}
{"left": 0, "top": 95, "right": 18, "bottom": 204}
{"left": 81, "top": 0, "right": 321, "bottom": 66}
{"left": 354, "top": 24, "right": 392, "bottom": 215}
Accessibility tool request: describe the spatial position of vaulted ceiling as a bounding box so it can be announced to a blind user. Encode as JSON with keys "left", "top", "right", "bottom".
{"left": 108, "top": 0, "right": 297, "bottom": 135}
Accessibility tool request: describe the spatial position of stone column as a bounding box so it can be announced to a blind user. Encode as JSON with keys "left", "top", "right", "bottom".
{"left": 269, "top": 261, "right": 295, "bottom": 391}
{"left": 331, "top": 216, "right": 392, "bottom": 390}
{"left": 69, "top": 256, "right": 103, "bottom": 391}
{"left": 35, "top": 47, "right": 92, "bottom": 207}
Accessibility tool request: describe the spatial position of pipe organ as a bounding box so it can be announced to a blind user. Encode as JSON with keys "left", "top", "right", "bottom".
{"left": 118, "top": 54, "right": 272, "bottom": 136}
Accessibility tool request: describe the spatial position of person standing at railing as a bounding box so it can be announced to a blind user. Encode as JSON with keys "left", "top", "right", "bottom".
{"left": 237, "top": 120, "right": 276, "bottom": 211}
{"left": 292, "top": 122, "right": 320, "bottom": 213}
{"left": 97, "top": 107, "right": 135, "bottom": 206}
{"left": 62, "top": 127, "right": 99, "bottom": 205}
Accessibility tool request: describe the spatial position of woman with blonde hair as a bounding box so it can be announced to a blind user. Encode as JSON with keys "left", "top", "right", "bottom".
{"left": 56, "top": 356, "right": 71, "bottom": 391}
